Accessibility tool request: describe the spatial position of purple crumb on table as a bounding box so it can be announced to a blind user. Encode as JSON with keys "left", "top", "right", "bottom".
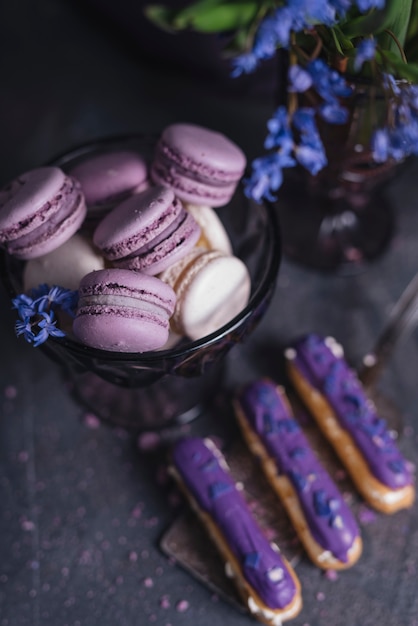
{"left": 358, "top": 505, "right": 377, "bottom": 524}
{"left": 324, "top": 569, "right": 339, "bottom": 581}
{"left": 175, "top": 599, "right": 190, "bottom": 612}
{"left": 83, "top": 413, "right": 101, "bottom": 429}
{"left": 137, "top": 431, "right": 162, "bottom": 451}
{"left": 160, "top": 595, "right": 171, "bottom": 609}
{"left": 4, "top": 385, "right": 17, "bottom": 399}
{"left": 316, "top": 591, "right": 326, "bottom": 601}
{"left": 129, "top": 551, "right": 138, "bottom": 562}
{"left": 17, "top": 451, "right": 29, "bottom": 463}
{"left": 143, "top": 577, "right": 154, "bottom": 588}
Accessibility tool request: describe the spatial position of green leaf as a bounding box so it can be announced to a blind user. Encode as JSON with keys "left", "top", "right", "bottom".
{"left": 341, "top": 0, "right": 413, "bottom": 45}
{"left": 176, "top": 2, "right": 259, "bottom": 32}
{"left": 384, "top": 53, "right": 418, "bottom": 81}
{"left": 144, "top": 5, "right": 180, "bottom": 31}
{"left": 146, "top": 0, "right": 258, "bottom": 33}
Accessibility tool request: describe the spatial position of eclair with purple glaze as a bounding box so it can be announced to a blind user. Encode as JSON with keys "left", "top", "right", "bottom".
{"left": 285, "top": 333, "right": 415, "bottom": 515}
{"left": 234, "top": 379, "right": 362, "bottom": 570}
{"left": 169, "top": 437, "right": 302, "bottom": 625}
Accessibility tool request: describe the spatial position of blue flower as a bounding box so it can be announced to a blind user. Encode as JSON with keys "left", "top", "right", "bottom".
{"left": 230, "top": 52, "right": 259, "bottom": 77}
{"left": 293, "top": 107, "right": 328, "bottom": 173}
{"left": 319, "top": 101, "right": 349, "bottom": 123}
{"left": 253, "top": 14, "right": 281, "bottom": 59}
{"left": 12, "top": 293, "right": 38, "bottom": 319}
{"left": 12, "top": 283, "right": 76, "bottom": 346}
{"left": 31, "top": 284, "right": 78, "bottom": 316}
{"left": 308, "top": 59, "right": 352, "bottom": 102}
{"left": 15, "top": 311, "right": 65, "bottom": 347}
{"left": 288, "top": 65, "right": 313, "bottom": 93}
{"left": 354, "top": 38, "right": 377, "bottom": 71}
{"left": 356, "top": 0, "right": 385, "bottom": 10}
{"left": 372, "top": 129, "right": 390, "bottom": 162}
{"left": 32, "top": 311, "right": 66, "bottom": 347}
{"left": 264, "top": 106, "right": 294, "bottom": 151}
{"left": 244, "top": 151, "right": 296, "bottom": 202}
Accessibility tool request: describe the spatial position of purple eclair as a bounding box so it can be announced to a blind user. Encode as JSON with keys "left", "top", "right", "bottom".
{"left": 150, "top": 123, "right": 246, "bottom": 207}
{"left": 285, "top": 333, "right": 415, "bottom": 514}
{"left": 170, "top": 437, "right": 302, "bottom": 625}
{"left": 93, "top": 185, "right": 201, "bottom": 275}
{"left": 234, "top": 379, "right": 362, "bottom": 569}
{"left": 0, "top": 167, "right": 86, "bottom": 260}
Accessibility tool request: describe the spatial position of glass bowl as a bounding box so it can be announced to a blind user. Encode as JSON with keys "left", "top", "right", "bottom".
{"left": 0, "top": 134, "right": 281, "bottom": 431}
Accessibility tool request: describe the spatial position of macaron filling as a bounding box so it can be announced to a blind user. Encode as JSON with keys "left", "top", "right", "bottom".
{"left": 154, "top": 141, "right": 244, "bottom": 183}
{"left": 6, "top": 178, "right": 86, "bottom": 258}
{"left": 78, "top": 284, "right": 175, "bottom": 318}
{"left": 95, "top": 196, "right": 185, "bottom": 261}
{"left": 0, "top": 171, "right": 70, "bottom": 243}
{"left": 116, "top": 210, "right": 201, "bottom": 274}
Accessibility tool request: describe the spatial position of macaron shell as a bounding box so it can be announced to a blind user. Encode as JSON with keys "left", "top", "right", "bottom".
{"left": 9, "top": 189, "right": 87, "bottom": 260}
{"left": 69, "top": 150, "right": 148, "bottom": 209}
{"left": 93, "top": 186, "right": 181, "bottom": 260}
{"left": 0, "top": 167, "right": 66, "bottom": 239}
{"left": 184, "top": 203, "right": 232, "bottom": 254}
{"left": 6, "top": 181, "right": 87, "bottom": 260}
{"left": 78, "top": 268, "right": 176, "bottom": 316}
{"left": 151, "top": 164, "right": 238, "bottom": 207}
{"left": 157, "top": 124, "right": 246, "bottom": 177}
{"left": 73, "top": 268, "right": 176, "bottom": 352}
{"left": 168, "top": 251, "right": 251, "bottom": 340}
{"left": 151, "top": 123, "right": 246, "bottom": 207}
{"left": 73, "top": 312, "right": 170, "bottom": 353}
{"left": 23, "top": 233, "right": 105, "bottom": 292}
{"left": 115, "top": 209, "right": 201, "bottom": 275}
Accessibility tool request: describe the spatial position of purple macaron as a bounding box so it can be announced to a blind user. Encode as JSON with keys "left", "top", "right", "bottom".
{"left": 93, "top": 185, "right": 201, "bottom": 275}
{"left": 69, "top": 150, "right": 149, "bottom": 220}
{"left": 0, "top": 166, "right": 86, "bottom": 260}
{"left": 72, "top": 268, "right": 176, "bottom": 352}
{"left": 150, "top": 123, "right": 247, "bottom": 207}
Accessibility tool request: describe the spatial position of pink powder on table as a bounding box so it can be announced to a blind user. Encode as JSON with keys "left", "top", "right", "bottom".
{"left": 83, "top": 413, "right": 101, "bottom": 429}
{"left": 358, "top": 505, "right": 377, "bottom": 524}
{"left": 143, "top": 577, "right": 154, "bottom": 588}
{"left": 175, "top": 600, "right": 189, "bottom": 613}
{"left": 324, "top": 569, "right": 339, "bottom": 582}
{"left": 129, "top": 551, "right": 138, "bottom": 563}
{"left": 160, "top": 595, "right": 170, "bottom": 609}
{"left": 4, "top": 385, "right": 17, "bottom": 399}
{"left": 137, "top": 431, "right": 162, "bottom": 451}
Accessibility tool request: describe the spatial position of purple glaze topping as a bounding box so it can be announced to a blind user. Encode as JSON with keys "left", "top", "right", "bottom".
{"left": 289, "top": 334, "right": 414, "bottom": 490}
{"left": 171, "top": 437, "right": 298, "bottom": 610}
{"left": 237, "top": 379, "right": 360, "bottom": 563}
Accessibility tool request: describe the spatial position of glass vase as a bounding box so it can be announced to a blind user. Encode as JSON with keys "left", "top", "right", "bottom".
{"left": 276, "top": 78, "right": 401, "bottom": 273}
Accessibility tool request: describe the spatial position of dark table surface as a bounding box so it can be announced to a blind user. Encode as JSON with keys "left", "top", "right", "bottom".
{"left": 1, "top": 2, "right": 418, "bottom": 625}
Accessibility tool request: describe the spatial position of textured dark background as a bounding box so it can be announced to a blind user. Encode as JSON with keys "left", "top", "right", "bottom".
{"left": 1, "top": 2, "right": 418, "bottom": 625}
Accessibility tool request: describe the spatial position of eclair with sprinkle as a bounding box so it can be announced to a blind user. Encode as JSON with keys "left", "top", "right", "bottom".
{"left": 169, "top": 437, "right": 302, "bottom": 625}
{"left": 234, "top": 378, "right": 362, "bottom": 570}
{"left": 285, "top": 333, "right": 415, "bottom": 514}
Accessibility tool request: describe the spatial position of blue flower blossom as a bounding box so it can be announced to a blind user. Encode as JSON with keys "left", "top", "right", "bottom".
{"left": 288, "top": 65, "right": 313, "bottom": 93}
{"left": 354, "top": 38, "right": 377, "bottom": 71}
{"left": 230, "top": 52, "right": 259, "bottom": 77}
{"left": 356, "top": 0, "right": 385, "bottom": 10}
{"left": 244, "top": 151, "right": 295, "bottom": 202}
{"left": 264, "top": 106, "right": 294, "bottom": 151}
{"left": 308, "top": 59, "right": 352, "bottom": 102}
{"left": 12, "top": 283, "right": 77, "bottom": 346}
{"left": 12, "top": 293, "right": 38, "bottom": 319}
{"left": 319, "top": 101, "right": 349, "bottom": 123}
